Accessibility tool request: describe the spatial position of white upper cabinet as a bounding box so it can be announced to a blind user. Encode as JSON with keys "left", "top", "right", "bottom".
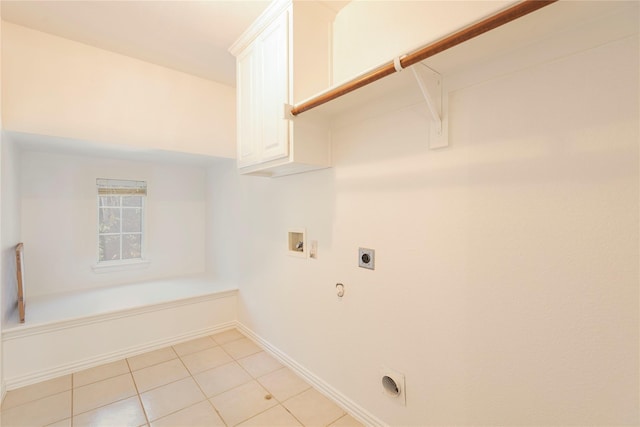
{"left": 229, "top": 0, "right": 335, "bottom": 177}
{"left": 236, "top": 42, "right": 261, "bottom": 168}
{"left": 258, "top": 12, "right": 289, "bottom": 163}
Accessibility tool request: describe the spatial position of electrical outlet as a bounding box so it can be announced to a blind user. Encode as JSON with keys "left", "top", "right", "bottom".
{"left": 358, "top": 248, "right": 375, "bottom": 270}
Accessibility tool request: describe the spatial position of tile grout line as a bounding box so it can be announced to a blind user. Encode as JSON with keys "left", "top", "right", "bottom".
{"left": 172, "top": 335, "right": 218, "bottom": 359}
{"left": 206, "top": 331, "right": 283, "bottom": 426}
{"left": 72, "top": 359, "right": 134, "bottom": 389}
{"left": 231, "top": 330, "right": 348, "bottom": 427}
{"left": 68, "top": 360, "right": 156, "bottom": 422}
{"left": 0, "top": 332, "right": 244, "bottom": 414}
{"left": 176, "top": 344, "right": 219, "bottom": 418}
{"left": 128, "top": 346, "right": 179, "bottom": 373}
{"left": 70, "top": 372, "right": 139, "bottom": 416}
{"left": 237, "top": 330, "right": 352, "bottom": 426}
{"left": 195, "top": 359, "right": 255, "bottom": 396}
{"left": 130, "top": 364, "right": 195, "bottom": 396}
{"left": 71, "top": 395, "right": 141, "bottom": 421}
{"left": 254, "top": 380, "right": 310, "bottom": 427}
{"left": 328, "top": 414, "right": 356, "bottom": 427}
{"left": 229, "top": 336, "right": 310, "bottom": 427}
{"left": 68, "top": 356, "right": 169, "bottom": 423}
{"left": 325, "top": 411, "right": 350, "bottom": 427}
{"left": 7, "top": 330, "right": 357, "bottom": 427}
{"left": 228, "top": 360, "right": 279, "bottom": 426}
{"left": 209, "top": 331, "right": 253, "bottom": 426}
{"left": 126, "top": 345, "right": 205, "bottom": 422}
{"left": 126, "top": 357, "right": 151, "bottom": 426}
{"left": 211, "top": 329, "right": 247, "bottom": 347}
{"left": 1, "top": 390, "right": 74, "bottom": 427}
{"left": 175, "top": 350, "right": 231, "bottom": 427}
{"left": 138, "top": 331, "right": 246, "bottom": 426}
{"left": 1, "top": 375, "right": 74, "bottom": 413}
{"left": 70, "top": 373, "right": 74, "bottom": 427}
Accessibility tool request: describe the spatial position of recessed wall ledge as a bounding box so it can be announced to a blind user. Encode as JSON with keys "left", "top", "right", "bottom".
{"left": 91, "top": 259, "right": 151, "bottom": 273}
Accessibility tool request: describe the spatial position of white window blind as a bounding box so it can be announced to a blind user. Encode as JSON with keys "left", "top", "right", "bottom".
{"left": 96, "top": 179, "right": 147, "bottom": 196}
{"left": 97, "top": 179, "right": 146, "bottom": 263}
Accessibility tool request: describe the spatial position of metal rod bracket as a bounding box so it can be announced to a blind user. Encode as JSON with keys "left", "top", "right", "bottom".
{"left": 283, "top": 103, "right": 295, "bottom": 120}
{"left": 412, "top": 63, "right": 449, "bottom": 149}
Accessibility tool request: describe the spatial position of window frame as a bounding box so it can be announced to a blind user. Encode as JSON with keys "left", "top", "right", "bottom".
{"left": 94, "top": 179, "right": 149, "bottom": 271}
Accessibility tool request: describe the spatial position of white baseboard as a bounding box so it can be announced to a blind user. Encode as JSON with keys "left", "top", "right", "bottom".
{"left": 1, "top": 381, "right": 6, "bottom": 405}
{"left": 236, "top": 322, "right": 385, "bottom": 427}
{"left": 6, "top": 322, "right": 236, "bottom": 390}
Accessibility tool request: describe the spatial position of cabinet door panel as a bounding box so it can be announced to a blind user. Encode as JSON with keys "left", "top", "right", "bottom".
{"left": 259, "top": 11, "right": 289, "bottom": 162}
{"left": 237, "top": 43, "right": 261, "bottom": 168}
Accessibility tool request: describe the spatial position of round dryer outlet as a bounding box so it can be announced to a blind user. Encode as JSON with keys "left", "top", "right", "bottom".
{"left": 380, "top": 367, "right": 406, "bottom": 406}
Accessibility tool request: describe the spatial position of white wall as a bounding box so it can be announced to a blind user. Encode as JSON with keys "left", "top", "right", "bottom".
{"left": 1, "top": 22, "right": 236, "bottom": 159}
{"left": 206, "top": 162, "right": 241, "bottom": 284}
{"left": 20, "top": 151, "right": 207, "bottom": 297}
{"left": 208, "top": 33, "right": 639, "bottom": 427}
{"left": 331, "top": 0, "right": 512, "bottom": 84}
{"left": 1, "top": 133, "right": 20, "bottom": 325}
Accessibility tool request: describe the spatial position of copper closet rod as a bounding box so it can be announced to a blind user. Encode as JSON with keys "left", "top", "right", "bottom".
{"left": 290, "top": 0, "right": 558, "bottom": 116}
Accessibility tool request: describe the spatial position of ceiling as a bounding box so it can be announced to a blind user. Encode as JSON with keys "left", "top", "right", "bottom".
{"left": 2, "top": 0, "right": 339, "bottom": 87}
{"left": 6, "top": 130, "right": 231, "bottom": 166}
{"left": 1, "top": 0, "right": 349, "bottom": 162}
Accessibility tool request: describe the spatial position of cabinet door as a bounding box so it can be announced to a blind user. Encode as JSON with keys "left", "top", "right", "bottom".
{"left": 259, "top": 10, "right": 289, "bottom": 162}
{"left": 236, "top": 42, "right": 261, "bottom": 168}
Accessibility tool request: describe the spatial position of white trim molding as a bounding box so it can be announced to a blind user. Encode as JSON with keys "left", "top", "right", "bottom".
{"left": 236, "top": 322, "right": 386, "bottom": 427}
{"left": 228, "top": 0, "right": 291, "bottom": 55}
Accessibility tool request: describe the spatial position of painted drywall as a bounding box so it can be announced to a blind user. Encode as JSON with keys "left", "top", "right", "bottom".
{"left": 207, "top": 34, "right": 639, "bottom": 426}
{"left": 331, "top": 0, "right": 512, "bottom": 84}
{"left": 1, "top": 21, "right": 236, "bottom": 159}
{"left": 20, "top": 150, "right": 207, "bottom": 297}
{"left": 1, "top": 133, "right": 20, "bottom": 325}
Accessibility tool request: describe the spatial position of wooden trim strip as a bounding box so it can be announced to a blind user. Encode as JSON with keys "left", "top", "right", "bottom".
{"left": 16, "top": 243, "right": 25, "bottom": 323}
{"left": 291, "top": 0, "right": 557, "bottom": 116}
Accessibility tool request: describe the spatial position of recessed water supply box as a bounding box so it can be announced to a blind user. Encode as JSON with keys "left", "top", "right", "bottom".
{"left": 288, "top": 228, "right": 306, "bottom": 258}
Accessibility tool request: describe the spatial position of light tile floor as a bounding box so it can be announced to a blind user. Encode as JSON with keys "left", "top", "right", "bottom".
{"left": 0, "top": 329, "right": 364, "bottom": 427}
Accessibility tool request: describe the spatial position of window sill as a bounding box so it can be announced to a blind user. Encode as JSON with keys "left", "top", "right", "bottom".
{"left": 91, "top": 259, "right": 151, "bottom": 274}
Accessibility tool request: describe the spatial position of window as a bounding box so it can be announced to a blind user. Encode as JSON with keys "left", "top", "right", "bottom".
{"left": 97, "top": 179, "right": 146, "bottom": 263}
